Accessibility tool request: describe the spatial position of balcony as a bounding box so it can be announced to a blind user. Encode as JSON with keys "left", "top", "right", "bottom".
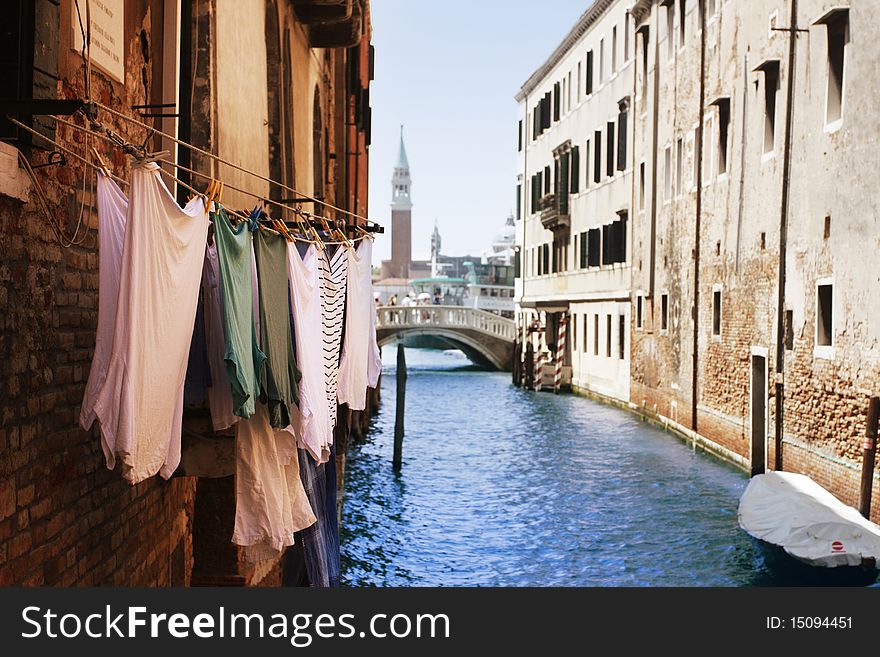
{"left": 540, "top": 193, "right": 570, "bottom": 233}
{"left": 291, "top": 0, "right": 364, "bottom": 48}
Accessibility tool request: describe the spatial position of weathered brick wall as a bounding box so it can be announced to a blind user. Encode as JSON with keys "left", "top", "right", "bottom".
{"left": 0, "top": 0, "right": 198, "bottom": 586}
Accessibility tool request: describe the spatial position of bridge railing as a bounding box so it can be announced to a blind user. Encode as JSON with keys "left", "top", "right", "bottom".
{"left": 376, "top": 305, "right": 516, "bottom": 342}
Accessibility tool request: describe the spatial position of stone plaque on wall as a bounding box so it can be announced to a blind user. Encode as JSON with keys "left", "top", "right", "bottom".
{"left": 71, "top": 0, "right": 124, "bottom": 84}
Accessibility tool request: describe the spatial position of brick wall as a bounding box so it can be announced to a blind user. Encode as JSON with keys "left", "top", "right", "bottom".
{"left": 0, "top": 0, "right": 198, "bottom": 586}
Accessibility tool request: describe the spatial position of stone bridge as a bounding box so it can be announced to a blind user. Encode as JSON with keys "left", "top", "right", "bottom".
{"left": 375, "top": 305, "right": 516, "bottom": 371}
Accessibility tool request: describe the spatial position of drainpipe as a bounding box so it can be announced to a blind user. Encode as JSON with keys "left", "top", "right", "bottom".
{"left": 691, "top": 0, "right": 707, "bottom": 432}
{"left": 774, "top": 0, "right": 798, "bottom": 471}
{"left": 647, "top": 17, "right": 660, "bottom": 300}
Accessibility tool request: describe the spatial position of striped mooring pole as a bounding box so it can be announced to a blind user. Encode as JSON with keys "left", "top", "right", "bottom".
{"left": 533, "top": 330, "right": 543, "bottom": 392}
{"left": 554, "top": 314, "right": 567, "bottom": 393}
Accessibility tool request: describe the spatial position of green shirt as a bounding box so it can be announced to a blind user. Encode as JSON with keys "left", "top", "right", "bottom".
{"left": 254, "top": 228, "right": 301, "bottom": 428}
{"left": 214, "top": 207, "right": 265, "bottom": 418}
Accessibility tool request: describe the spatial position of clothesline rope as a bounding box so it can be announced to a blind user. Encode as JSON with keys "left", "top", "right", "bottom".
{"left": 9, "top": 115, "right": 371, "bottom": 247}
{"left": 91, "top": 100, "right": 376, "bottom": 226}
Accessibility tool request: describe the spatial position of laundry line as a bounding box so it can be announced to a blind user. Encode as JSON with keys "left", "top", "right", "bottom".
{"left": 92, "top": 100, "right": 373, "bottom": 226}
{"left": 52, "top": 114, "right": 368, "bottom": 247}
{"left": 9, "top": 114, "right": 375, "bottom": 247}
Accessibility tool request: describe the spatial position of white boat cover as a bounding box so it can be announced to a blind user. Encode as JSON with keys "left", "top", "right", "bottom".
{"left": 738, "top": 471, "right": 880, "bottom": 568}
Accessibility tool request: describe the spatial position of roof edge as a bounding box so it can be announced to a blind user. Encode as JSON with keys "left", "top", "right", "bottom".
{"left": 514, "top": 0, "right": 616, "bottom": 103}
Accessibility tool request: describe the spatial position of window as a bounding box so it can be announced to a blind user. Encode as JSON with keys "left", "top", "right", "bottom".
{"left": 518, "top": 119, "right": 523, "bottom": 152}
{"left": 601, "top": 214, "right": 627, "bottom": 265}
{"left": 692, "top": 125, "right": 701, "bottom": 188}
{"left": 784, "top": 309, "right": 794, "bottom": 350}
{"left": 702, "top": 115, "right": 714, "bottom": 183}
{"left": 667, "top": 3, "right": 675, "bottom": 61}
{"left": 586, "top": 50, "right": 594, "bottom": 95}
{"left": 612, "top": 26, "right": 618, "bottom": 73}
{"left": 579, "top": 231, "right": 588, "bottom": 268}
{"left": 599, "top": 39, "right": 605, "bottom": 84}
{"left": 816, "top": 282, "right": 833, "bottom": 347}
{"left": 594, "top": 130, "right": 602, "bottom": 183}
{"left": 618, "top": 315, "right": 626, "bottom": 359}
{"left": 606, "top": 121, "right": 615, "bottom": 177}
{"left": 661, "top": 293, "right": 669, "bottom": 332}
{"left": 823, "top": 10, "right": 849, "bottom": 126}
{"left": 572, "top": 313, "right": 577, "bottom": 352}
{"left": 675, "top": 138, "right": 683, "bottom": 196}
{"left": 594, "top": 314, "right": 599, "bottom": 355}
{"left": 583, "top": 314, "right": 589, "bottom": 352}
{"left": 570, "top": 145, "right": 580, "bottom": 194}
{"left": 760, "top": 61, "right": 780, "bottom": 155}
{"left": 577, "top": 62, "right": 582, "bottom": 99}
{"left": 640, "top": 27, "right": 650, "bottom": 99}
{"left": 606, "top": 315, "right": 612, "bottom": 357}
{"left": 585, "top": 139, "right": 591, "bottom": 189}
{"left": 716, "top": 98, "right": 730, "bottom": 175}
{"left": 566, "top": 73, "right": 572, "bottom": 112}
{"left": 639, "top": 161, "right": 646, "bottom": 210}
{"left": 679, "top": 0, "right": 687, "bottom": 47}
{"left": 553, "top": 82, "right": 561, "bottom": 121}
{"left": 587, "top": 228, "right": 601, "bottom": 267}
{"left": 664, "top": 145, "right": 673, "bottom": 200}
{"left": 544, "top": 165, "right": 551, "bottom": 194}
{"left": 617, "top": 103, "right": 628, "bottom": 170}
{"left": 516, "top": 183, "right": 521, "bottom": 221}
{"left": 712, "top": 287, "right": 722, "bottom": 337}
{"left": 624, "top": 14, "right": 631, "bottom": 61}
{"left": 636, "top": 295, "right": 643, "bottom": 329}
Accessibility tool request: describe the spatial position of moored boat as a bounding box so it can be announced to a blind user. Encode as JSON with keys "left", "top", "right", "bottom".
{"left": 738, "top": 471, "right": 880, "bottom": 586}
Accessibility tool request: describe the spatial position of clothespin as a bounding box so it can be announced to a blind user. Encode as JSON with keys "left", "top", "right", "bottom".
{"left": 354, "top": 224, "right": 374, "bottom": 242}
{"left": 90, "top": 146, "right": 111, "bottom": 177}
{"left": 247, "top": 205, "right": 261, "bottom": 232}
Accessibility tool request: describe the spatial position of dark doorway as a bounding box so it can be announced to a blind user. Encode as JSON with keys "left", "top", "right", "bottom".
{"left": 750, "top": 354, "right": 767, "bottom": 476}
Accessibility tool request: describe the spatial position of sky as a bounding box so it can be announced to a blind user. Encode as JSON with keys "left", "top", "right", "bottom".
{"left": 368, "top": 0, "right": 591, "bottom": 262}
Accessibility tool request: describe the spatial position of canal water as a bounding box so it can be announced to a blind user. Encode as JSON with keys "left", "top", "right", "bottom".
{"left": 340, "top": 347, "right": 777, "bottom": 587}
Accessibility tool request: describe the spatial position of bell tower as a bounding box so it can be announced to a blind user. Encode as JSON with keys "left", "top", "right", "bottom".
{"left": 389, "top": 125, "right": 412, "bottom": 277}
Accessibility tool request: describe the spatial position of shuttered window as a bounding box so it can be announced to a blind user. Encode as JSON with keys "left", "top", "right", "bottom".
{"left": 606, "top": 121, "right": 616, "bottom": 177}
{"left": 593, "top": 130, "right": 602, "bottom": 183}
{"left": 570, "top": 145, "right": 580, "bottom": 193}
{"left": 585, "top": 50, "right": 594, "bottom": 95}
{"left": 617, "top": 108, "right": 628, "bottom": 170}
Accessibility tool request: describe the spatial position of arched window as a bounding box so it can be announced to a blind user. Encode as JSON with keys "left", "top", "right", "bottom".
{"left": 265, "top": 1, "right": 283, "bottom": 202}
{"left": 282, "top": 28, "right": 296, "bottom": 196}
{"left": 313, "top": 86, "right": 324, "bottom": 198}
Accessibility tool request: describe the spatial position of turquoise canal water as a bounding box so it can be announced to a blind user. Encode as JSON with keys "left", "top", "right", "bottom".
{"left": 340, "top": 347, "right": 778, "bottom": 586}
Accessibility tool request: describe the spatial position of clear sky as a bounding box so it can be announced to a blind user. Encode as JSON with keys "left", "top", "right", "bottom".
{"left": 368, "top": 0, "right": 592, "bottom": 262}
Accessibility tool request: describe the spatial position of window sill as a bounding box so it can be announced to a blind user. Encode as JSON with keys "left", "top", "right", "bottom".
{"left": 0, "top": 142, "right": 32, "bottom": 202}
{"left": 813, "top": 345, "right": 835, "bottom": 360}
{"left": 824, "top": 118, "right": 843, "bottom": 134}
{"left": 761, "top": 151, "right": 776, "bottom": 164}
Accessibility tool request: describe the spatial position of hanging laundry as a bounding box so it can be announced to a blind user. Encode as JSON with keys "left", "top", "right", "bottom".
{"left": 323, "top": 441, "right": 341, "bottom": 587}
{"left": 203, "top": 241, "right": 238, "bottom": 431}
{"left": 253, "top": 228, "right": 300, "bottom": 428}
{"left": 296, "top": 449, "right": 332, "bottom": 587}
{"left": 319, "top": 246, "right": 348, "bottom": 431}
{"left": 232, "top": 403, "right": 316, "bottom": 563}
{"left": 286, "top": 243, "right": 333, "bottom": 463}
{"left": 92, "top": 162, "right": 209, "bottom": 483}
{"left": 214, "top": 206, "right": 265, "bottom": 419}
{"left": 80, "top": 172, "right": 127, "bottom": 438}
{"left": 337, "top": 239, "right": 382, "bottom": 410}
{"left": 183, "top": 292, "right": 211, "bottom": 408}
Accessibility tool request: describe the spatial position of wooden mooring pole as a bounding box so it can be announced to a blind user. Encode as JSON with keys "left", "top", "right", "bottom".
{"left": 392, "top": 343, "right": 407, "bottom": 471}
{"left": 858, "top": 396, "right": 879, "bottom": 519}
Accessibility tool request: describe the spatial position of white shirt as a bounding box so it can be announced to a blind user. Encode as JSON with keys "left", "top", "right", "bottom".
{"left": 337, "top": 239, "right": 382, "bottom": 410}
{"left": 80, "top": 173, "right": 127, "bottom": 436}
{"left": 93, "top": 162, "right": 209, "bottom": 483}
